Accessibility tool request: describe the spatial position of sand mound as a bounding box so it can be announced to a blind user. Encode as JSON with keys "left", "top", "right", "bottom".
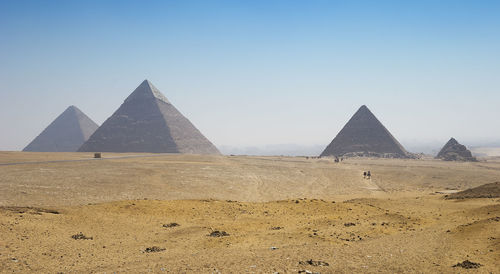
{"left": 446, "top": 182, "right": 500, "bottom": 199}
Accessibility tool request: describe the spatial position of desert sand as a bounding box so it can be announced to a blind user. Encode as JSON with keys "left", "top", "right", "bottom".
{"left": 0, "top": 152, "right": 499, "bottom": 273}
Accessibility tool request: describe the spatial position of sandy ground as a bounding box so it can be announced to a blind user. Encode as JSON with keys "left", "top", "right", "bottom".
{"left": 0, "top": 152, "right": 499, "bottom": 273}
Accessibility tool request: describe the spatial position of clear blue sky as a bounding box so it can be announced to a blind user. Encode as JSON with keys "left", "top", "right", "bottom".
{"left": 1, "top": 0, "right": 499, "bottom": 152}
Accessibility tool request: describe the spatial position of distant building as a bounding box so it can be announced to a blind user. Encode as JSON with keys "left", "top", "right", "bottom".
{"left": 436, "top": 138, "right": 477, "bottom": 162}
{"left": 320, "top": 105, "right": 413, "bottom": 158}
{"left": 23, "top": 105, "right": 98, "bottom": 152}
{"left": 78, "top": 80, "right": 220, "bottom": 154}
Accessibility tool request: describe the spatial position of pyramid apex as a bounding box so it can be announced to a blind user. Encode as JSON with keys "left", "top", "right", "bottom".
{"left": 125, "top": 80, "right": 170, "bottom": 104}
{"left": 356, "top": 105, "right": 370, "bottom": 112}
{"left": 64, "top": 105, "right": 83, "bottom": 115}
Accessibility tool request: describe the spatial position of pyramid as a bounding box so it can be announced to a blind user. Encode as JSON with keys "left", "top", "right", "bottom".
{"left": 320, "top": 105, "right": 412, "bottom": 158}
{"left": 23, "top": 105, "right": 99, "bottom": 152}
{"left": 436, "top": 138, "right": 476, "bottom": 161}
{"left": 78, "top": 80, "right": 220, "bottom": 154}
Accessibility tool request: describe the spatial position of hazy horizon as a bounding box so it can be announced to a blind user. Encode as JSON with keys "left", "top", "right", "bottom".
{"left": 1, "top": 1, "right": 499, "bottom": 152}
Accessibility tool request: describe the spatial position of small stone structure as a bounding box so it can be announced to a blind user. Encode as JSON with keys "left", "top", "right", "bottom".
{"left": 436, "top": 138, "right": 477, "bottom": 162}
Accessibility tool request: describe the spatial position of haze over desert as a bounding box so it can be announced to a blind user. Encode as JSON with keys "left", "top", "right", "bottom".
{"left": 2, "top": 1, "right": 500, "bottom": 273}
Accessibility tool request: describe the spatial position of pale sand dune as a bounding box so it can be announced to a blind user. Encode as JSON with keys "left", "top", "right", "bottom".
{"left": 0, "top": 152, "right": 499, "bottom": 272}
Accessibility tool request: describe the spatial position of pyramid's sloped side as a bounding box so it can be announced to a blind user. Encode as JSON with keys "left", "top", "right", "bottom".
{"left": 23, "top": 106, "right": 99, "bottom": 152}
{"left": 436, "top": 138, "right": 459, "bottom": 158}
{"left": 78, "top": 99, "right": 178, "bottom": 153}
{"left": 156, "top": 100, "right": 220, "bottom": 154}
{"left": 320, "top": 107, "right": 409, "bottom": 158}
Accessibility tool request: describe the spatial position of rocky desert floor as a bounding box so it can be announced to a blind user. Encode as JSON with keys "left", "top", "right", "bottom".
{"left": 0, "top": 152, "right": 499, "bottom": 273}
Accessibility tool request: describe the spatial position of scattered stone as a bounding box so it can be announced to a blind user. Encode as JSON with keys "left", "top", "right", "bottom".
{"left": 163, "top": 223, "right": 180, "bottom": 228}
{"left": 299, "top": 259, "right": 329, "bottom": 266}
{"left": 271, "top": 226, "right": 283, "bottom": 230}
{"left": 208, "top": 231, "right": 229, "bottom": 237}
{"left": 71, "top": 232, "right": 93, "bottom": 240}
{"left": 145, "top": 246, "right": 165, "bottom": 253}
{"left": 452, "top": 260, "right": 481, "bottom": 269}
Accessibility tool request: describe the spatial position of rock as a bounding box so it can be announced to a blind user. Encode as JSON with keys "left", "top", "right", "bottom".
{"left": 452, "top": 260, "right": 481, "bottom": 269}
{"left": 208, "top": 230, "right": 229, "bottom": 237}
{"left": 163, "top": 223, "right": 180, "bottom": 228}
{"left": 144, "top": 246, "right": 165, "bottom": 253}
{"left": 299, "top": 259, "right": 329, "bottom": 266}
{"left": 71, "top": 232, "right": 93, "bottom": 240}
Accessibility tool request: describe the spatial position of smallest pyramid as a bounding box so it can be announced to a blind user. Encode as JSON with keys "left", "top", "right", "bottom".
{"left": 436, "top": 138, "right": 477, "bottom": 162}
{"left": 23, "top": 106, "right": 99, "bottom": 152}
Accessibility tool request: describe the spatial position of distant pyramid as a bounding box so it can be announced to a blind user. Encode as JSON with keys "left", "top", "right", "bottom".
{"left": 23, "top": 106, "right": 99, "bottom": 152}
{"left": 78, "top": 80, "right": 220, "bottom": 154}
{"left": 320, "top": 105, "right": 412, "bottom": 158}
{"left": 436, "top": 138, "right": 477, "bottom": 161}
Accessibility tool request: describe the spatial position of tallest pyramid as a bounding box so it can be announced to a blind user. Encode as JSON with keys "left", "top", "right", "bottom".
{"left": 78, "top": 80, "right": 219, "bottom": 154}
{"left": 320, "top": 105, "right": 412, "bottom": 158}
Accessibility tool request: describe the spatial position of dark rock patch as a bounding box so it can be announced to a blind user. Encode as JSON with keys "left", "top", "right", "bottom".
{"left": 71, "top": 232, "right": 92, "bottom": 240}
{"left": 145, "top": 246, "right": 166, "bottom": 253}
{"left": 163, "top": 223, "right": 180, "bottom": 228}
{"left": 452, "top": 260, "right": 481, "bottom": 269}
{"left": 299, "top": 259, "right": 330, "bottom": 266}
{"left": 208, "top": 230, "right": 229, "bottom": 237}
